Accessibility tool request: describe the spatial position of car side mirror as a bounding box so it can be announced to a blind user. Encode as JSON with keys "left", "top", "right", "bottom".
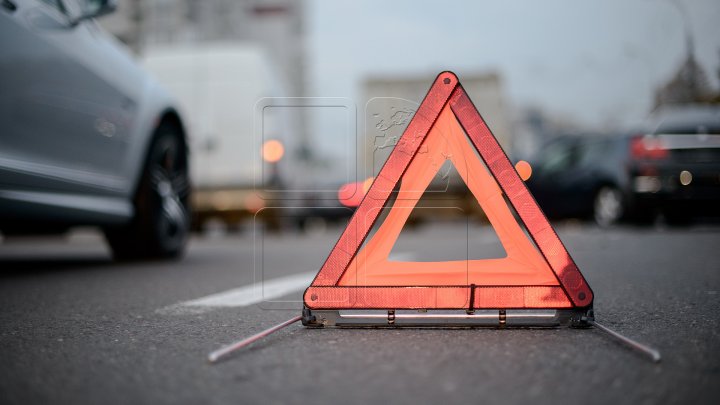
{"left": 71, "top": 0, "right": 117, "bottom": 26}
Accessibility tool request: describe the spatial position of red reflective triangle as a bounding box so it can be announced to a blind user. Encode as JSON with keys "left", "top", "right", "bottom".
{"left": 304, "top": 72, "right": 593, "bottom": 310}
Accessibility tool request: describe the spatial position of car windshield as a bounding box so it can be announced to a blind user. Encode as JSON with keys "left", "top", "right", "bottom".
{"left": 537, "top": 140, "right": 579, "bottom": 173}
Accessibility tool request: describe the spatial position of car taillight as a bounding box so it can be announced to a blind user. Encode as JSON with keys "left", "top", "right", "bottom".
{"left": 630, "top": 135, "right": 669, "bottom": 159}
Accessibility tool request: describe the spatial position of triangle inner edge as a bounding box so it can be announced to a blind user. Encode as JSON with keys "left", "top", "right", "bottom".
{"left": 338, "top": 105, "right": 559, "bottom": 287}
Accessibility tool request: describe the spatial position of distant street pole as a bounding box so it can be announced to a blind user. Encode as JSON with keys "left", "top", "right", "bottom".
{"left": 668, "top": 0, "right": 693, "bottom": 58}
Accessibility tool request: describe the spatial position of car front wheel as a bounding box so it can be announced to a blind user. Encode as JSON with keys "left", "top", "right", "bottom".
{"left": 593, "top": 186, "right": 623, "bottom": 227}
{"left": 105, "top": 123, "right": 190, "bottom": 260}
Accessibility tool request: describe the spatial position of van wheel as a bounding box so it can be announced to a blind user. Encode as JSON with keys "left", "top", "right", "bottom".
{"left": 593, "top": 186, "right": 623, "bottom": 227}
{"left": 105, "top": 124, "right": 190, "bottom": 260}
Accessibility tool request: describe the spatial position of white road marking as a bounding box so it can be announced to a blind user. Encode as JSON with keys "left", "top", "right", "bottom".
{"left": 158, "top": 271, "right": 315, "bottom": 315}
{"left": 158, "top": 252, "right": 417, "bottom": 315}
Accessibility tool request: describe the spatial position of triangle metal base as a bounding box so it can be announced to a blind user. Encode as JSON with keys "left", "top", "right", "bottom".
{"left": 302, "top": 307, "right": 593, "bottom": 328}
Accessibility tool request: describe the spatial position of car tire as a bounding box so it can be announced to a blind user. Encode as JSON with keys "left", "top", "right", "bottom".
{"left": 593, "top": 186, "right": 623, "bottom": 227}
{"left": 105, "top": 123, "right": 190, "bottom": 260}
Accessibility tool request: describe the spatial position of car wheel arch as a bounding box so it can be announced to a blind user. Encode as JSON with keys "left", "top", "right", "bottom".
{"left": 105, "top": 115, "right": 191, "bottom": 260}
{"left": 130, "top": 108, "right": 189, "bottom": 199}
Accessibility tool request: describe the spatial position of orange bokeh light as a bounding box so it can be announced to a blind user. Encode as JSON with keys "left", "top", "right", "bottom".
{"left": 338, "top": 177, "right": 375, "bottom": 207}
{"left": 338, "top": 182, "right": 363, "bottom": 207}
{"left": 244, "top": 193, "right": 266, "bottom": 213}
{"left": 515, "top": 160, "right": 532, "bottom": 181}
{"left": 262, "top": 139, "right": 285, "bottom": 163}
{"left": 362, "top": 177, "right": 374, "bottom": 193}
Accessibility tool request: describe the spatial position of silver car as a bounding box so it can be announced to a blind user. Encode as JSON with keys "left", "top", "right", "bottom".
{"left": 0, "top": 0, "right": 191, "bottom": 259}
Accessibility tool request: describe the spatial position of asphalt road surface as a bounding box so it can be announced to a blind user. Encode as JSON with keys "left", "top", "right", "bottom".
{"left": 1, "top": 222, "right": 719, "bottom": 405}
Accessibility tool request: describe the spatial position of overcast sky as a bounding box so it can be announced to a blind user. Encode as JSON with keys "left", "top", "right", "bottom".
{"left": 306, "top": 0, "right": 720, "bottom": 130}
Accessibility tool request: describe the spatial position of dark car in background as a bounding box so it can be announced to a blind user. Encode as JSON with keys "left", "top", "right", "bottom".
{"left": 0, "top": 0, "right": 191, "bottom": 259}
{"left": 527, "top": 104, "right": 720, "bottom": 226}
{"left": 631, "top": 104, "right": 720, "bottom": 223}
{"left": 526, "top": 135, "right": 627, "bottom": 226}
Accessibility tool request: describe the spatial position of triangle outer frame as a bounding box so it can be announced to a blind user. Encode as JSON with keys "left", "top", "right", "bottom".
{"left": 304, "top": 71, "right": 593, "bottom": 310}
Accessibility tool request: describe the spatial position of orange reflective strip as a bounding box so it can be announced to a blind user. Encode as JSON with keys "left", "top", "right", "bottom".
{"left": 304, "top": 286, "right": 572, "bottom": 309}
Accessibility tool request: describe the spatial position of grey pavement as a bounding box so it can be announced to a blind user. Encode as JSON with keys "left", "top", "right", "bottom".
{"left": 0, "top": 222, "right": 719, "bottom": 405}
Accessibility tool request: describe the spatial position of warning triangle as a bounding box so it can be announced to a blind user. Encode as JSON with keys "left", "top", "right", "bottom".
{"left": 304, "top": 72, "right": 593, "bottom": 311}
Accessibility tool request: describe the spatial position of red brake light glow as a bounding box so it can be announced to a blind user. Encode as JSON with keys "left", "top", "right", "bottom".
{"left": 630, "top": 135, "right": 668, "bottom": 159}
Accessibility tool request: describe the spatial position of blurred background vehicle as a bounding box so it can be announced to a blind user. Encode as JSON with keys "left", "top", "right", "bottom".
{"left": 1, "top": 0, "right": 719, "bottom": 242}
{"left": 526, "top": 105, "right": 720, "bottom": 226}
{"left": 527, "top": 135, "right": 633, "bottom": 226}
{"left": 629, "top": 104, "right": 720, "bottom": 224}
{"left": 140, "top": 43, "right": 285, "bottom": 232}
{"left": 0, "top": 0, "right": 191, "bottom": 259}
{"left": 95, "top": 0, "right": 719, "bottom": 234}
